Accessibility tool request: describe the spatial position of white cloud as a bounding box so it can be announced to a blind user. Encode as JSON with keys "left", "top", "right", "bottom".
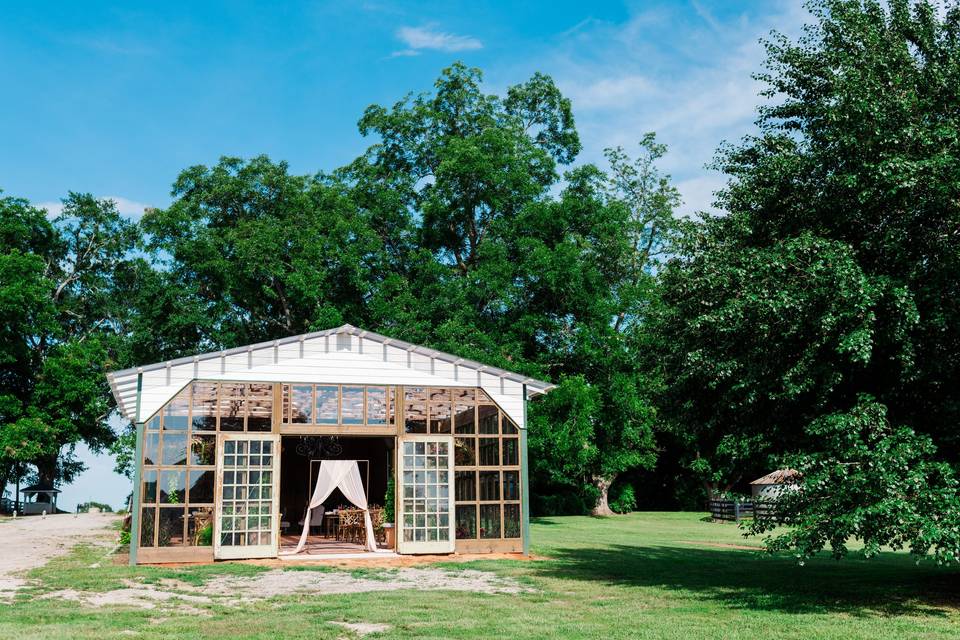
{"left": 564, "top": 75, "right": 654, "bottom": 110}
{"left": 108, "top": 196, "right": 151, "bottom": 218}
{"left": 35, "top": 196, "right": 151, "bottom": 220}
{"left": 36, "top": 201, "right": 64, "bottom": 218}
{"left": 395, "top": 25, "right": 482, "bottom": 54}
{"left": 537, "top": 0, "right": 810, "bottom": 217}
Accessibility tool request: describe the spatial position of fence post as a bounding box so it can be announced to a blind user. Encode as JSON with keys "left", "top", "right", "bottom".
{"left": 734, "top": 500, "right": 740, "bottom": 522}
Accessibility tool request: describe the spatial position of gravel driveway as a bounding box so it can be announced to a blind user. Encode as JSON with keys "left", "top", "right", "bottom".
{"left": 0, "top": 512, "right": 119, "bottom": 600}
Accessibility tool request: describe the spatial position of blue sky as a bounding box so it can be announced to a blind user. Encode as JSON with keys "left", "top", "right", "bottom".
{"left": 1, "top": 1, "right": 809, "bottom": 510}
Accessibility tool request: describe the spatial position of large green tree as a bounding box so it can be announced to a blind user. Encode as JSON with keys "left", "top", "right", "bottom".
{"left": 657, "top": 0, "right": 960, "bottom": 560}
{"left": 352, "top": 65, "right": 678, "bottom": 514}
{"left": 131, "top": 64, "right": 679, "bottom": 514}
{"left": 0, "top": 192, "right": 135, "bottom": 490}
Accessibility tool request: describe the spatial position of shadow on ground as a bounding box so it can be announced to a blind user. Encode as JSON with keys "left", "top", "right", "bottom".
{"left": 530, "top": 543, "right": 960, "bottom": 617}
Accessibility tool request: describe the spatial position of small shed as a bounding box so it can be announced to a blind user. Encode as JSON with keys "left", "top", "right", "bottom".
{"left": 749, "top": 469, "right": 800, "bottom": 501}
{"left": 20, "top": 485, "right": 61, "bottom": 515}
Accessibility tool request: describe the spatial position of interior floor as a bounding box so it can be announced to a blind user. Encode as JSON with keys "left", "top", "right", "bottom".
{"left": 279, "top": 534, "right": 368, "bottom": 555}
{"left": 278, "top": 435, "right": 391, "bottom": 554}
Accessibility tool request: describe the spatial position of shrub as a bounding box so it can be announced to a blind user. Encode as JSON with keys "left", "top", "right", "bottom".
{"left": 77, "top": 501, "right": 114, "bottom": 513}
{"left": 384, "top": 471, "right": 396, "bottom": 523}
{"left": 198, "top": 522, "right": 213, "bottom": 546}
{"left": 609, "top": 483, "right": 637, "bottom": 514}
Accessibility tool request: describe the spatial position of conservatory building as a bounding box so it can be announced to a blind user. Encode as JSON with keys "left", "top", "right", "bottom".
{"left": 107, "top": 324, "right": 553, "bottom": 564}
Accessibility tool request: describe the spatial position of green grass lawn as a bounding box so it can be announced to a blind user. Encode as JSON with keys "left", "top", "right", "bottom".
{"left": 2, "top": 512, "right": 958, "bottom": 639}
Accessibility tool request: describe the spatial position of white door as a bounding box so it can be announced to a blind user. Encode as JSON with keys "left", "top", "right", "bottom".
{"left": 397, "top": 435, "right": 455, "bottom": 554}
{"left": 214, "top": 433, "right": 281, "bottom": 560}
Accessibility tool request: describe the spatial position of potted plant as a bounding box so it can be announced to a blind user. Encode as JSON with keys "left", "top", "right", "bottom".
{"left": 383, "top": 471, "right": 396, "bottom": 549}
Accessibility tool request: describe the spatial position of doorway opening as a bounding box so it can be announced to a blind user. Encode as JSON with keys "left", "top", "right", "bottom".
{"left": 279, "top": 435, "right": 393, "bottom": 555}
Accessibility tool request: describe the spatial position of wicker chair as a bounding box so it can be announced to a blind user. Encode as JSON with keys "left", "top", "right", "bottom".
{"left": 337, "top": 508, "right": 363, "bottom": 544}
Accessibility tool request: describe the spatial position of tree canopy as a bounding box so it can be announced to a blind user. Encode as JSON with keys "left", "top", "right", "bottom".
{"left": 0, "top": 192, "right": 135, "bottom": 491}
{"left": 655, "top": 0, "right": 960, "bottom": 561}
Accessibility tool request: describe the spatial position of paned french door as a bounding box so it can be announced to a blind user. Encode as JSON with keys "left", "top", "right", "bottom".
{"left": 214, "top": 433, "right": 280, "bottom": 559}
{"left": 397, "top": 435, "right": 455, "bottom": 554}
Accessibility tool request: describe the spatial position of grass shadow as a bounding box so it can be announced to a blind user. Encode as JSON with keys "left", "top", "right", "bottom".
{"left": 531, "top": 543, "right": 960, "bottom": 617}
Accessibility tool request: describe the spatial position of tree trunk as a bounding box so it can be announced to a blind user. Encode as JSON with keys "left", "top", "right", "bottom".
{"left": 591, "top": 475, "right": 616, "bottom": 516}
{"left": 36, "top": 457, "right": 58, "bottom": 488}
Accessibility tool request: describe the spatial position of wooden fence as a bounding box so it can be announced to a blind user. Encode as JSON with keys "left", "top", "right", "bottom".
{"left": 709, "top": 499, "right": 779, "bottom": 522}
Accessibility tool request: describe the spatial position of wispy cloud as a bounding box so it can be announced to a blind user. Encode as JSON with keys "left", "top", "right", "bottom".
{"left": 37, "top": 196, "right": 152, "bottom": 220}
{"left": 564, "top": 75, "right": 654, "bottom": 110}
{"left": 393, "top": 25, "right": 482, "bottom": 57}
{"left": 542, "top": 1, "right": 810, "bottom": 216}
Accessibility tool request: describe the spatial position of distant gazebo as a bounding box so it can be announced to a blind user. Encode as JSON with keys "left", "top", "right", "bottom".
{"left": 749, "top": 469, "right": 800, "bottom": 501}
{"left": 20, "top": 485, "right": 61, "bottom": 515}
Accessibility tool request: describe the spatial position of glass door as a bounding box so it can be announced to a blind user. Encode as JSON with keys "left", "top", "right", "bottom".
{"left": 214, "top": 433, "right": 280, "bottom": 559}
{"left": 397, "top": 435, "right": 455, "bottom": 554}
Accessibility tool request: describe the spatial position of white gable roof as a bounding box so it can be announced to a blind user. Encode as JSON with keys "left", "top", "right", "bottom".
{"left": 107, "top": 324, "right": 554, "bottom": 429}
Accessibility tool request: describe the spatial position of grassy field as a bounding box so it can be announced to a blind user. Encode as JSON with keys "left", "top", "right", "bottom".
{"left": 2, "top": 512, "right": 958, "bottom": 639}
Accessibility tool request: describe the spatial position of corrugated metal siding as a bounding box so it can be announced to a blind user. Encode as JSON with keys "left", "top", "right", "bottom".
{"left": 110, "top": 324, "right": 549, "bottom": 427}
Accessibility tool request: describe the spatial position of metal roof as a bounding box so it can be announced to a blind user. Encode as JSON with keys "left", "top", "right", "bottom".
{"left": 106, "top": 323, "right": 555, "bottom": 422}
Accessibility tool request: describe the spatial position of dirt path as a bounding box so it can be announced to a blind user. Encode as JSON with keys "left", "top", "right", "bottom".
{"left": 0, "top": 512, "right": 119, "bottom": 600}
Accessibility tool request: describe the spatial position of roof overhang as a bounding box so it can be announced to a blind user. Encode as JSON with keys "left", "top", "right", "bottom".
{"left": 107, "top": 324, "right": 555, "bottom": 426}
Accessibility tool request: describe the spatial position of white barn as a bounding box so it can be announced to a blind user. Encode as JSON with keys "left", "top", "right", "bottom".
{"left": 108, "top": 324, "right": 553, "bottom": 564}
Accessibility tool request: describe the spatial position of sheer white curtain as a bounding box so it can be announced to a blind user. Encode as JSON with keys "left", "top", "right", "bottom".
{"left": 286, "top": 460, "right": 377, "bottom": 554}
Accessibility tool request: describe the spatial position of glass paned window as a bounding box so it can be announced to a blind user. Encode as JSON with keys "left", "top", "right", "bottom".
{"left": 366, "top": 386, "right": 387, "bottom": 425}
{"left": 478, "top": 405, "right": 498, "bottom": 434}
{"left": 502, "top": 416, "right": 519, "bottom": 434}
{"left": 146, "top": 415, "right": 160, "bottom": 431}
{"left": 142, "top": 469, "right": 158, "bottom": 504}
{"left": 218, "top": 439, "right": 275, "bottom": 548}
{"left": 454, "top": 438, "right": 475, "bottom": 466}
{"left": 476, "top": 388, "right": 492, "bottom": 404}
{"left": 479, "top": 504, "right": 500, "bottom": 539}
{"left": 281, "top": 384, "right": 291, "bottom": 424}
{"left": 315, "top": 385, "right": 338, "bottom": 424}
{"left": 191, "top": 382, "right": 217, "bottom": 431}
{"left": 478, "top": 438, "right": 499, "bottom": 466}
{"left": 430, "top": 402, "right": 451, "bottom": 434}
{"left": 190, "top": 434, "right": 216, "bottom": 465}
{"left": 387, "top": 386, "right": 397, "bottom": 425}
{"left": 502, "top": 438, "right": 519, "bottom": 466}
{"left": 291, "top": 385, "right": 313, "bottom": 424}
{"left": 454, "top": 404, "right": 475, "bottom": 434}
{"left": 455, "top": 471, "right": 476, "bottom": 501}
{"left": 143, "top": 432, "right": 160, "bottom": 465}
{"left": 188, "top": 507, "right": 214, "bottom": 546}
{"left": 220, "top": 383, "right": 246, "bottom": 431}
{"left": 163, "top": 391, "right": 189, "bottom": 430}
{"left": 158, "top": 507, "right": 186, "bottom": 546}
{"left": 188, "top": 470, "right": 214, "bottom": 504}
{"left": 159, "top": 469, "right": 186, "bottom": 504}
{"left": 161, "top": 433, "right": 188, "bottom": 466}
{"left": 456, "top": 504, "right": 477, "bottom": 539}
{"left": 503, "top": 471, "right": 520, "bottom": 500}
{"left": 341, "top": 386, "right": 364, "bottom": 424}
{"left": 503, "top": 504, "right": 521, "bottom": 538}
{"left": 404, "top": 387, "right": 427, "bottom": 433}
{"left": 140, "top": 507, "right": 155, "bottom": 546}
{"left": 479, "top": 471, "right": 500, "bottom": 501}
{"left": 247, "top": 383, "right": 273, "bottom": 431}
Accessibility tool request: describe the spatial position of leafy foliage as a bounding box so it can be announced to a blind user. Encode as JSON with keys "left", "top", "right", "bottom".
{"left": 750, "top": 398, "right": 960, "bottom": 565}
{"left": 0, "top": 192, "right": 135, "bottom": 488}
{"left": 656, "top": 0, "right": 960, "bottom": 559}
